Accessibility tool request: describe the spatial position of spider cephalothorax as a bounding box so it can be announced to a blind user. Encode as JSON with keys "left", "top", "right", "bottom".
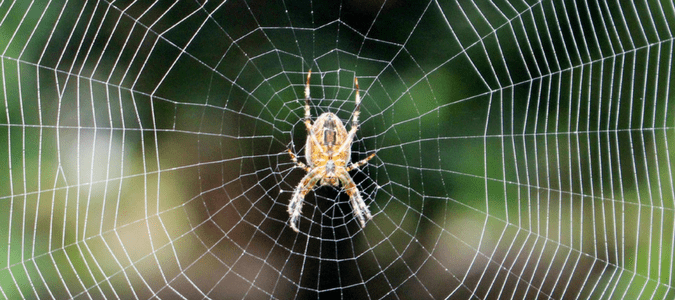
{"left": 286, "top": 70, "right": 376, "bottom": 232}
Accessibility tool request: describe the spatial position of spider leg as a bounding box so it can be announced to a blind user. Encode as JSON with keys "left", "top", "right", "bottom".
{"left": 303, "top": 69, "right": 324, "bottom": 151}
{"left": 287, "top": 149, "right": 310, "bottom": 172}
{"left": 304, "top": 69, "right": 312, "bottom": 130}
{"left": 339, "top": 169, "right": 373, "bottom": 228}
{"left": 336, "top": 77, "right": 363, "bottom": 155}
{"left": 346, "top": 152, "right": 376, "bottom": 172}
{"left": 288, "top": 168, "right": 322, "bottom": 232}
{"left": 353, "top": 77, "right": 361, "bottom": 129}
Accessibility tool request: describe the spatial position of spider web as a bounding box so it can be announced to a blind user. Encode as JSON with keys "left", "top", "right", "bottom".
{"left": 1, "top": 0, "right": 674, "bottom": 299}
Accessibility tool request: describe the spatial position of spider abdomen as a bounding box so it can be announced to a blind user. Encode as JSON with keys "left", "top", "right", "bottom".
{"left": 306, "top": 112, "right": 351, "bottom": 166}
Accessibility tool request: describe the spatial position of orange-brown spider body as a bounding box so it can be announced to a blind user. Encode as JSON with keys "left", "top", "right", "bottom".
{"left": 306, "top": 112, "right": 348, "bottom": 185}
{"left": 286, "top": 70, "right": 375, "bottom": 232}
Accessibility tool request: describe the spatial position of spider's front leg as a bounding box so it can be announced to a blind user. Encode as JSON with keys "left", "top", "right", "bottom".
{"left": 338, "top": 169, "right": 373, "bottom": 228}
{"left": 288, "top": 169, "right": 322, "bottom": 232}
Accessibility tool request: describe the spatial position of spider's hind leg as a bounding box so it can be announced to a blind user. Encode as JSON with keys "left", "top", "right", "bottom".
{"left": 353, "top": 77, "right": 361, "bottom": 129}
{"left": 336, "top": 77, "right": 364, "bottom": 155}
{"left": 304, "top": 70, "right": 312, "bottom": 130}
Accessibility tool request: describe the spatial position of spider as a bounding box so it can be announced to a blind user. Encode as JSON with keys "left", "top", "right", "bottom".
{"left": 286, "top": 70, "right": 376, "bottom": 233}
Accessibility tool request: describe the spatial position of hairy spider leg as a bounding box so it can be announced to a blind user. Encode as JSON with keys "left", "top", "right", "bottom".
{"left": 338, "top": 168, "right": 373, "bottom": 228}
{"left": 288, "top": 168, "right": 323, "bottom": 232}
{"left": 353, "top": 77, "right": 361, "bottom": 129}
{"left": 304, "top": 69, "right": 312, "bottom": 125}
{"left": 304, "top": 69, "right": 325, "bottom": 155}
{"left": 336, "top": 77, "right": 361, "bottom": 155}
{"left": 287, "top": 149, "right": 310, "bottom": 172}
{"left": 346, "top": 152, "right": 376, "bottom": 172}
